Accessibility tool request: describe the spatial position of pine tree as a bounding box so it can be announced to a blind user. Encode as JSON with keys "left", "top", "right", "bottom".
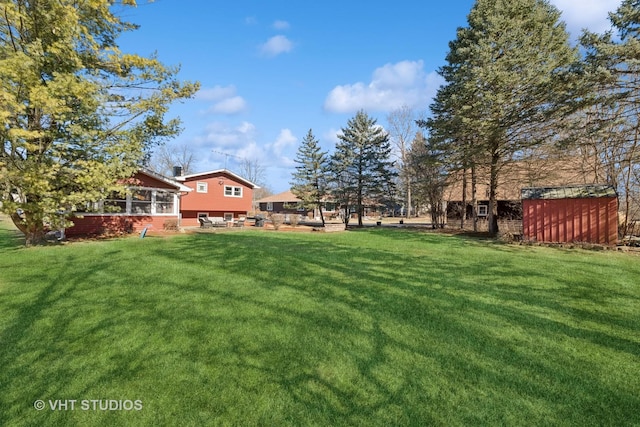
{"left": 579, "top": 0, "right": 640, "bottom": 236}
{"left": 330, "top": 111, "right": 396, "bottom": 227}
{"left": 430, "top": 0, "right": 577, "bottom": 235}
{"left": 290, "top": 129, "right": 330, "bottom": 226}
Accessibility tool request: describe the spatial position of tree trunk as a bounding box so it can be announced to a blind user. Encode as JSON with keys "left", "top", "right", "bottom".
{"left": 319, "top": 205, "right": 325, "bottom": 227}
{"left": 357, "top": 192, "right": 364, "bottom": 227}
{"left": 471, "top": 165, "right": 478, "bottom": 232}
{"left": 488, "top": 155, "right": 500, "bottom": 236}
{"left": 343, "top": 205, "right": 350, "bottom": 226}
{"left": 11, "top": 212, "right": 46, "bottom": 246}
{"left": 460, "top": 168, "right": 467, "bottom": 229}
{"left": 406, "top": 179, "right": 412, "bottom": 219}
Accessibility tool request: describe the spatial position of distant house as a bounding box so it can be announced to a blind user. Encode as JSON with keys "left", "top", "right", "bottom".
{"left": 176, "top": 169, "right": 259, "bottom": 227}
{"left": 256, "top": 190, "right": 311, "bottom": 216}
{"left": 444, "top": 157, "right": 597, "bottom": 221}
{"left": 256, "top": 190, "right": 342, "bottom": 221}
{"left": 522, "top": 184, "right": 618, "bottom": 244}
{"left": 66, "top": 169, "right": 192, "bottom": 237}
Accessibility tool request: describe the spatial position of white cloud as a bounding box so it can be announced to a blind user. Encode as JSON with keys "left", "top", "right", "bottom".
{"left": 549, "top": 0, "right": 621, "bottom": 36}
{"left": 259, "top": 35, "right": 294, "bottom": 57}
{"left": 209, "top": 96, "right": 247, "bottom": 115}
{"left": 273, "top": 20, "right": 290, "bottom": 30}
{"left": 235, "top": 142, "right": 265, "bottom": 162}
{"left": 198, "top": 121, "right": 257, "bottom": 148}
{"left": 193, "top": 123, "right": 298, "bottom": 174}
{"left": 270, "top": 128, "right": 297, "bottom": 154}
{"left": 196, "top": 85, "right": 236, "bottom": 101}
{"left": 323, "top": 128, "right": 342, "bottom": 145}
{"left": 324, "top": 60, "right": 444, "bottom": 114}
{"left": 196, "top": 85, "right": 247, "bottom": 115}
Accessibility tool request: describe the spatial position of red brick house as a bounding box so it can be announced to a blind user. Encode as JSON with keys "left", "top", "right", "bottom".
{"left": 176, "top": 169, "right": 259, "bottom": 227}
{"left": 66, "top": 169, "right": 192, "bottom": 237}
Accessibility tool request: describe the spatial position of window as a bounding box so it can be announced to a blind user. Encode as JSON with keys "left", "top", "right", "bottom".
{"left": 131, "top": 190, "right": 152, "bottom": 214}
{"left": 224, "top": 213, "right": 233, "bottom": 222}
{"left": 104, "top": 192, "right": 127, "bottom": 213}
{"left": 284, "top": 202, "right": 305, "bottom": 211}
{"left": 155, "top": 191, "right": 174, "bottom": 214}
{"left": 478, "top": 205, "right": 488, "bottom": 217}
{"left": 266, "top": 202, "right": 273, "bottom": 211}
{"left": 76, "top": 189, "right": 177, "bottom": 216}
{"left": 76, "top": 201, "right": 102, "bottom": 213}
{"left": 196, "top": 182, "right": 208, "bottom": 193}
{"left": 224, "top": 185, "right": 242, "bottom": 197}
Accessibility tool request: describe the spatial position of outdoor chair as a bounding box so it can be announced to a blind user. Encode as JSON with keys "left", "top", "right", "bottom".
{"left": 199, "top": 217, "right": 213, "bottom": 228}
{"left": 233, "top": 219, "right": 245, "bottom": 228}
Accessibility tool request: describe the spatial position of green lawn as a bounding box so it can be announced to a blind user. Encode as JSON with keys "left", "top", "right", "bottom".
{"left": 1, "top": 218, "right": 639, "bottom": 426}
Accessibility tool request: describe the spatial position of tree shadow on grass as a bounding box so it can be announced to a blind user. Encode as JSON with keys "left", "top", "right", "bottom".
{"left": 2, "top": 230, "right": 639, "bottom": 425}
{"left": 139, "top": 230, "right": 640, "bottom": 425}
{"left": 0, "top": 217, "right": 25, "bottom": 250}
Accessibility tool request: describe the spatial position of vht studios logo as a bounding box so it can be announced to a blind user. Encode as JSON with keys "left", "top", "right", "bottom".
{"left": 34, "top": 399, "right": 143, "bottom": 411}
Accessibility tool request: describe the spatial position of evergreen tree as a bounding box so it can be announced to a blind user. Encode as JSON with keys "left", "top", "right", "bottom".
{"left": 290, "top": 129, "right": 330, "bottom": 226}
{"left": 330, "top": 111, "right": 396, "bottom": 227}
{"left": 579, "top": 0, "right": 640, "bottom": 237}
{"left": 430, "top": 0, "right": 578, "bottom": 235}
{"left": 0, "top": 0, "right": 199, "bottom": 244}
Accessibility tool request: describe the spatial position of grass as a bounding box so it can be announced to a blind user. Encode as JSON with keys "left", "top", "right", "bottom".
{"left": 1, "top": 217, "right": 639, "bottom": 426}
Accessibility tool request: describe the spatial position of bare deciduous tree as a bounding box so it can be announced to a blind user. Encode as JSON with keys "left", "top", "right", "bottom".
{"left": 386, "top": 105, "right": 422, "bottom": 218}
{"left": 150, "top": 143, "right": 196, "bottom": 176}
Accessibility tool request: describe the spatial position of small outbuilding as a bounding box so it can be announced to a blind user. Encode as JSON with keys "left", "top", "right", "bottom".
{"left": 521, "top": 184, "right": 618, "bottom": 245}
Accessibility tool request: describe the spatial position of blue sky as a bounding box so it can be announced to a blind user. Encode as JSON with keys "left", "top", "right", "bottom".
{"left": 117, "top": 0, "right": 622, "bottom": 193}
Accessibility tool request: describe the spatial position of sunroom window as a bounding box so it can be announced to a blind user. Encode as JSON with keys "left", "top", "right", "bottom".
{"left": 155, "top": 191, "right": 174, "bottom": 214}
{"left": 104, "top": 192, "right": 127, "bottom": 213}
{"left": 76, "top": 189, "right": 175, "bottom": 215}
{"left": 131, "top": 190, "right": 152, "bottom": 214}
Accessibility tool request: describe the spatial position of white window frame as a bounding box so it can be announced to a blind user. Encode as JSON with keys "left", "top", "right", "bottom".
{"left": 75, "top": 187, "right": 178, "bottom": 216}
{"left": 266, "top": 202, "right": 273, "bottom": 211}
{"left": 224, "top": 213, "right": 234, "bottom": 222}
{"left": 196, "top": 182, "right": 208, "bottom": 193}
{"left": 478, "top": 205, "right": 488, "bottom": 217}
{"left": 224, "top": 185, "right": 243, "bottom": 198}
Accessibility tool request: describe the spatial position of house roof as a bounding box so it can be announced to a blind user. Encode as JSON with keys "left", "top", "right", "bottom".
{"left": 444, "top": 155, "right": 599, "bottom": 202}
{"left": 521, "top": 184, "right": 617, "bottom": 200}
{"left": 256, "top": 190, "right": 301, "bottom": 204}
{"left": 176, "top": 169, "right": 260, "bottom": 189}
{"left": 139, "top": 168, "right": 193, "bottom": 192}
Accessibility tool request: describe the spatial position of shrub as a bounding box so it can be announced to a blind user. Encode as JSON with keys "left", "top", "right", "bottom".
{"left": 289, "top": 215, "right": 300, "bottom": 227}
{"left": 164, "top": 219, "right": 179, "bottom": 231}
{"left": 269, "top": 213, "right": 285, "bottom": 230}
{"left": 497, "top": 231, "right": 515, "bottom": 244}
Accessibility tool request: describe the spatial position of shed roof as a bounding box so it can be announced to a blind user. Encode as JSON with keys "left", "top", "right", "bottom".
{"left": 521, "top": 184, "right": 617, "bottom": 200}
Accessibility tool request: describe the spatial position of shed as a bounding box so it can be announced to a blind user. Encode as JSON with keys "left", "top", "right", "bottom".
{"left": 521, "top": 184, "right": 618, "bottom": 245}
